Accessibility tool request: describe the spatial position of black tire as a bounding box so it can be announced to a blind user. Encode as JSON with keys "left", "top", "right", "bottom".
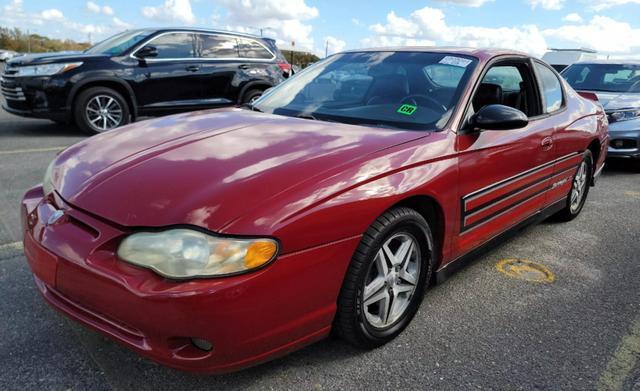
{"left": 241, "top": 89, "right": 263, "bottom": 105}
{"left": 555, "top": 150, "right": 593, "bottom": 221}
{"left": 74, "top": 87, "right": 130, "bottom": 135}
{"left": 334, "top": 207, "right": 434, "bottom": 349}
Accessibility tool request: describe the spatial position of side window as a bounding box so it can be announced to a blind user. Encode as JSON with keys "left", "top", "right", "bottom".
{"left": 473, "top": 64, "right": 535, "bottom": 116}
{"left": 238, "top": 38, "right": 273, "bottom": 59}
{"left": 198, "top": 34, "right": 239, "bottom": 58}
{"left": 484, "top": 66, "right": 523, "bottom": 91}
{"left": 149, "top": 33, "right": 195, "bottom": 59}
{"left": 534, "top": 62, "right": 563, "bottom": 113}
{"left": 423, "top": 64, "right": 465, "bottom": 88}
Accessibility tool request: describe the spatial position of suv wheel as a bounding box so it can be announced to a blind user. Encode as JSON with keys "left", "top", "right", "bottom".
{"left": 242, "top": 89, "right": 264, "bottom": 105}
{"left": 74, "top": 87, "right": 130, "bottom": 135}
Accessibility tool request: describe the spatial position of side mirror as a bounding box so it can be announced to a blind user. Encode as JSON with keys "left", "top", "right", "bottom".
{"left": 135, "top": 45, "right": 158, "bottom": 59}
{"left": 469, "top": 104, "right": 528, "bottom": 131}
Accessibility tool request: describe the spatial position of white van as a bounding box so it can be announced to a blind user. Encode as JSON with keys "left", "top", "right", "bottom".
{"left": 541, "top": 48, "right": 598, "bottom": 72}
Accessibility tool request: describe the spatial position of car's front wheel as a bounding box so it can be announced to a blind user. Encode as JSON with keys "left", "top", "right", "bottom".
{"left": 74, "top": 87, "right": 130, "bottom": 135}
{"left": 334, "top": 207, "right": 434, "bottom": 348}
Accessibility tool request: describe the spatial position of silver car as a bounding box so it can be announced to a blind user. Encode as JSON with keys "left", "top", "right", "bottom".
{"left": 562, "top": 61, "right": 640, "bottom": 165}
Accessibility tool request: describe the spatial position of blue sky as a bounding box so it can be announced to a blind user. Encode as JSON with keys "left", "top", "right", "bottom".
{"left": 2, "top": 0, "right": 640, "bottom": 58}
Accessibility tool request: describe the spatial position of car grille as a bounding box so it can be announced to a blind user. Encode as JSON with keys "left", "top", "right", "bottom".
{"left": 610, "top": 139, "right": 638, "bottom": 149}
{"left": 0, "top": 65, "right": 25, "bottom": 101}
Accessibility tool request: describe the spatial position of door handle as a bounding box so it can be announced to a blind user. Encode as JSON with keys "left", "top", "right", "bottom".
{"left": 185, "top": 65, "right": 200, "bottom": 72}
{"left": 541, "top": 137, "right": 553, "bottom": 151}
{"left": 238, "top": 64, "right": 250, "bottom": 70}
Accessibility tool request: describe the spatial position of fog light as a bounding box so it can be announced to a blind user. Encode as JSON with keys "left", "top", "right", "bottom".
{"left": 191, "top": 338, "right": 213, "bottom": 352}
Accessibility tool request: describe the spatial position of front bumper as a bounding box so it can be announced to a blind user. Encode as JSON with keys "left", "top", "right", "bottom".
{"left": 21, "top": 186, "right": 359, "bottom": 373}
{"left": 606, "top": 121, "right": 640, "bottom": 159}
{"left": 1, "top": 74, "right": 70, "bottom": 121}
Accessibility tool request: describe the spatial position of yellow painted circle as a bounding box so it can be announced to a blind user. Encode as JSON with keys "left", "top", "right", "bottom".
{"left": 496, "top": 259, "right": 555, "bottom": 283}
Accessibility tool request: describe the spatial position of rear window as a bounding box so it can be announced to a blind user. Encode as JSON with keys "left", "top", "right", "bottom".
{"left": 198, "top": 34, "right": 239, "bottom": 58}
{"left": 238, "top": 38, "right": 273, "bottom": 59}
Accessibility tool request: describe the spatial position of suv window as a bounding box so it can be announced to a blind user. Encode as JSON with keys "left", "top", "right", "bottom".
{"left": 150, "top": 33, "right": 196, "bottom": 59}
{"left": 423, "top": 64, "right": 465, "bottom": 88}
{"left": 198, "top": 34, "right": 239, "bottom": 58}
{"left": 534, "top": 62, "right": 563, "bottom": 113}
{"left": 238, "top": 38, "right": 273, "bottom": 59}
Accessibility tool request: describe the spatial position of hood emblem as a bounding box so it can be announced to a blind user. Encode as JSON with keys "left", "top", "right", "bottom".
{"left": 47, "top": 210, "right": 65, "bottom": 225}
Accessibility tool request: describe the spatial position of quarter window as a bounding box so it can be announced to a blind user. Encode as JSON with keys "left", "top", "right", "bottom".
{"left": 149, "top": 33, "right": 196, "bottom": 59}
{"left": 198, "top": 34, "right": 239, "bottom": 58}
{"left": 535, "top": 62, "right": 563, "bottom": 113}
{"left": 238, "top": 38, "right": 272, "bottom": 59}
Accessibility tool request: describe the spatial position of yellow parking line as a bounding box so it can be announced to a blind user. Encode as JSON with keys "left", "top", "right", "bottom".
{"left": 0, "top": 241, "right": 23, "bottom": 253}
{"left": 0, "top": 146, "right": 68, "bottom": 155}
{"left": 597, "top": 317, "right": 640, "bottom": 390}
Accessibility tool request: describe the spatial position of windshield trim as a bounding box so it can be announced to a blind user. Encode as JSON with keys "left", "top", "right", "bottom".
{"left": 253, "top": 51, "right": 479, "bottom": 133}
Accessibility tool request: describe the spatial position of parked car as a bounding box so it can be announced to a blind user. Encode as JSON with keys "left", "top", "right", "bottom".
{"left": 562, "top": 61, "right": 640, "bottom": 166}
{"left": 1, "top": 28, "right": 288, "bottom": 134}
{"left": 541, "top": 48, "right": 597, "bottom": 72}
{"left": 0, "top": 49, "right": 18, "bottom": 62}
{"left": 22, "top": 48, "right": 607, "bottom": 374}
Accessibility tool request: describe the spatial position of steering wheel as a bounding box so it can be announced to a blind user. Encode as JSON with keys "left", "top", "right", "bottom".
{"left": 401, "top": 94, "right": 447, "bottom": 114}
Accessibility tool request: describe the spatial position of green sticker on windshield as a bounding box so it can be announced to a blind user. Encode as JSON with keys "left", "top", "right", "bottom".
{"left": 397, "top": 104, "right": 417, "bottom": 116}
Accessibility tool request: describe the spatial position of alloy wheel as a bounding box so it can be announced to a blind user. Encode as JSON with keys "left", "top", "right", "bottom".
{"left": 85, "top": 95, "right": 123, "bottom": 132}
{"left": 362, "top": 232, "right": 421, "bottom": 329}
{"left": 570, "top": 160, "right": 588, "bottom": 213}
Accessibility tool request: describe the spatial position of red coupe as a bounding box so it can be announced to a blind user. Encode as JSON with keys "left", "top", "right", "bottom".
{"left": 22, "top": 48, "right": 608, "bottom": 373}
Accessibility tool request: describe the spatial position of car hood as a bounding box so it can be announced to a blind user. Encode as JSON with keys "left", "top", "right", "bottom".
{"left": 7, "top": 51, "right": 107, "bottom": 66}
{"left": 584, "top": 91, "right": 640, "bottom": 111}
{"left": 52, "top": 108, "right": 426, "bottom": 231}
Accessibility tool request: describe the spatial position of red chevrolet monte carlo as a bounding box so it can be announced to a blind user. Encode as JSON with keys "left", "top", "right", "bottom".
{"left": 22, "top": 48, "right": 608, "bottom": 373}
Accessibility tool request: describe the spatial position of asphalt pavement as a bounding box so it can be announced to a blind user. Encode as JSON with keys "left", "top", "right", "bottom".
{"left": 0, "top": 92, "right": 639, "bottom": 390}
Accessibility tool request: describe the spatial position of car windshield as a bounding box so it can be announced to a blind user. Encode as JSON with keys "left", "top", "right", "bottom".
{"left": 562, "top": 63, "right": 640, "bottom": 93}
{"left": 84, "top": 30, "right": 154, "bottom": 56}
{"left": 253, "top": 51, "right": 478, "bottom": 131}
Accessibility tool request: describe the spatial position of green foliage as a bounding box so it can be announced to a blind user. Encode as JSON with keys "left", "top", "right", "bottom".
{"left": 280, "top": 50, "right": 320, "bottom": 67}
{"left": 0, "top": 26, "right": 90, "bottom": 53}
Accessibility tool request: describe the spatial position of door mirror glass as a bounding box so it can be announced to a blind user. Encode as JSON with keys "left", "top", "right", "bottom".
{"left": 470, "top": 104, "right": 528, "bottom": 131}
{"left": 136, "top": 45, "right": 158, "bottom": 59}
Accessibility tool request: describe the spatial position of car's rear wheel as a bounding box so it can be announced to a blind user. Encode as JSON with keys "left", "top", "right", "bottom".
{"left": 74, "top": 87, "right": 130, "bottom": 135}
{"left": 555, "top": 150, "right": 593, "bottom": 221}
{"left": 334, "top": 207, "right": 433, "bottom": 349}
{"left": 242, "top": 89, "right": 264, "bottom": 105}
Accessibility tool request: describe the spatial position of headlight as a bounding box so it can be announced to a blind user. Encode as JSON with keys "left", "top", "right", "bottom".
{"left": 117, "top": 229, "right": 279, "bottom": 279}
{"left": 42, "top": 160, "right": 55, "bottom": 196}
{"left": 15, "top": 62, "right": 83, "bottom": 77}
{"left": 609, "top": 109, "right": 640, "bottom": 123}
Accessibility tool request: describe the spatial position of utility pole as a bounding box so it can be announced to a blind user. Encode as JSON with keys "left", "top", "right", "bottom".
{"left": 27, "top": 29, "right": 30, "bottom": 53}
{"left": 325, "top": 40, "right": 329, "bottom": 58}
{"left": 88, "top": 32, "right": 92, "bottom": 45}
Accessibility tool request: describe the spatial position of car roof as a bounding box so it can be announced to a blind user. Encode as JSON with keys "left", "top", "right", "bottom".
{"left": 340, "top": 47, "right": 530, "bottom": 60}
{"left": 132, "top": 27, "right": 267, "bottom": 40}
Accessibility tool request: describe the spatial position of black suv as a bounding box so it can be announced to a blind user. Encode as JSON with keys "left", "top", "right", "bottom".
{"left": 1, "top": 28, "right": 288, "bottom": 134}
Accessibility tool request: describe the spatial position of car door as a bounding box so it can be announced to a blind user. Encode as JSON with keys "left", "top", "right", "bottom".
{"left": 454, "top": 58, "right": 555, "bottom": 257}
{"left": 195, "top": 33, "right": 243, "bottom": 106}
{"left": 132, "top": 32, "right": 204, "bottom": 111}
{"left": 532, "top": 60, "right": 586, "bottom": 206}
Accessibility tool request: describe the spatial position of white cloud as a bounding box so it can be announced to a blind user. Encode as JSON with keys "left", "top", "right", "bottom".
{"left": 585, "top": 0, "right": 640, "bottom": 11}
{"left": 433, "top": 0, "right": 494, "bottom": 7}
{"left": 527, "top": 0, "right": 565, "bottom": 10}
{"left": 562, "top": 13, "right": 583, "bottom": 23}
{"left": 543, "top": 15, "right": 640, "bottom": 54}
{"left": 351, "top": 18, "right": 361, "bottom": 26}
{"left": 41, "top": 9, "right": 64, "bottom": 20}
{"left": 324, "top": 36, "right": 346, "bottom": 55}
{"left": 216, "top": 0, "right": 319, "bottom": 51}
{"left": 112, "top": 17, "right": 131, "bottom": 29}
{"left": 363, "top": 6, "right": 547, "bottom": 56}
{"left": 86, "top": 2, "right": 114, "bottom": 16}
{"left": 142, "top": 0, "right": 195, "bottom": 24}
{"left": 3, "top": 0, "right": 22, "bottom": 13}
